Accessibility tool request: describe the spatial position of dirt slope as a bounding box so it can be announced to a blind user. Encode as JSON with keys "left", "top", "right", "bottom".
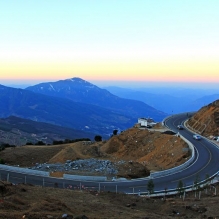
{"left": 0, "top": 145, "right": 67, "bottom": 167}
{"left": 101, "top": 128, "right": 189, "bottom": 171}
{"left": 187, "top": 99, "right": 219, "bottom": 137}
{"left": 48, "top": 142, "right": 101, "bottom": 163}
{"left": 0, "top": 126, "right": 190, "bottom": 179}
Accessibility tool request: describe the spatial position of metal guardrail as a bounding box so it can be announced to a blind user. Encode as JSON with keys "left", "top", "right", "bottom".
{"left": 128, "top": 172, "right": 219, "bottom": 197}
{"left": 0, "top": 164, "right": 50, "bottom": 176}
{"left": 63, "top": 174, "right": 107, "bottom": 181}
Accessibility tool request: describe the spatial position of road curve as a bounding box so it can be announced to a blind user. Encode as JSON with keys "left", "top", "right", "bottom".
{"left": 1, "top": 113, "right": 219, "bottom": 194}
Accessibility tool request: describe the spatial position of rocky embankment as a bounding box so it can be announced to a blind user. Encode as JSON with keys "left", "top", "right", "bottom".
{"left": 0, "top": 126, "right": 190, "bottom": 179}
{"left": 187, "top": 99, "right": 219, "bottom": 137}
{"left": 31, "top": 159, "right": 118, "bottom": 175}
{"left": 30, "top": 158, "right": 149, "bottom": 179}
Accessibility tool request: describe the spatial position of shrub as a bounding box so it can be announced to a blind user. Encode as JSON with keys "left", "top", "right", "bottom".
{"left": 0, "top": 158, "right": 5, "bottom": 164}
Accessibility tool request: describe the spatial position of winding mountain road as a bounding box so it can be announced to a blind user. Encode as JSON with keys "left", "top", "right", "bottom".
{"left": 1, "top": 113, "right": 219, "bottom": 194}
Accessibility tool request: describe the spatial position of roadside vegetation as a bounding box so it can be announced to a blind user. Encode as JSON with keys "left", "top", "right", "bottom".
{"left": 0, "top": 181, "right": 219, "bottom": 219}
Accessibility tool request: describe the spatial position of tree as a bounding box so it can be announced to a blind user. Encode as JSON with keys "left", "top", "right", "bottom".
{"left": 113, "top": 130, "right": 118, "bottom": 135}
{"left": 64, "top": 139, "right": 71, "bottom": 144}
{"left": 177, "top": 180, "right": 184, "bottom": 198}
{"left": 94, "top": 135, "right": 102, "bottom": 142}
{"left": 35, "top": 141, "right": 45, "bottom": 145}
{"left": 194, "top": 174, "right": 200, "bottom": 198}
{"left": 147, "top": 179, "right": 154, "bottom": 195}
{"left": 0, "top": 158, "right": 5, "bottom": 164}
{"left": 53, "top": 140, "right": 64, "bottom": 145}
{"left": 204, "top": 173, "right": 210, "bottom": 194}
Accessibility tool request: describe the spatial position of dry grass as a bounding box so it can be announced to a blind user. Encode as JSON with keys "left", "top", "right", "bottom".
{"left": 0, "top": 182, "right": 219, "bottom": 219}
{"left": 0, "top": 145, "right": 67, "bottom": 167}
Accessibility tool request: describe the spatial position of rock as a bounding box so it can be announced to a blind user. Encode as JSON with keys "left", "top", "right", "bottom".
{"left": 172, "top": 210, "right": 179, "bottom": 214}
{"left": 190, "top": 205, "right": 207, "bottom": 213}
{"left": 46, "top": 215, "right": 54, "bottom": 219}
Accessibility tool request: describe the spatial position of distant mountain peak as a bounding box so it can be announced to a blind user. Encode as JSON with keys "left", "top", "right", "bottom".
{"left": 62, "top": 77, "right": 86, "bottom": 83}
{"left": 25, "top": 77, "right": 167, "bottom": 121}
{"left": 67, "top": 77, "right": 84, "bottom": 82}
{"left": 26, "top": 77, "right": 98, "bottom": 94}
{"left": 65, "top": 77, "right": 95, "bottom": 86}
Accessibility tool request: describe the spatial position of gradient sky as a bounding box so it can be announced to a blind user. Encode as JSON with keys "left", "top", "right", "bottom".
{"left": 0, "top": 0, "right": 219, "bottom": 87}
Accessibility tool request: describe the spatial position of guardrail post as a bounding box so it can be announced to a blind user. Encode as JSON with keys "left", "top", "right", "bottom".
{"left": 133, "top": 187, "right": 134, "bottom": 195}
{"left": 116, "top": 185, "right": 117, "bottom": 194}
{"left": 80, "top": 182, "right": 81, "bottom": 191}
{"left": 7, "top": 173, "right": 9, "bottom": 182}
{"left": 43, "top": 178, "right": 45, "bottom": 187}
{"left": 98, "top": 183, "right": 100, "bottom": 193}
{"left": 183, "top": 191, "right": 186, "bottom": 201}
{"left": 24, "top": 176, "right": 27, "bottom": 184}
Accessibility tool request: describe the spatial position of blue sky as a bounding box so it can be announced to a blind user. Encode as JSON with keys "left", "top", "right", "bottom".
{"left": 0, "top": 0, "right": 219, "bottom": 88}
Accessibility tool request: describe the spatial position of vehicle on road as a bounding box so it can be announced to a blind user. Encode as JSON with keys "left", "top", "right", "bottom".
{"left": 177, "top": 125, "right": 184, "bottom": 130}
{"left": 213, "top": 136, "right": 219, "bottom": 141}
{"left": 193, "top": 134, "right": 201, "bottom": 140}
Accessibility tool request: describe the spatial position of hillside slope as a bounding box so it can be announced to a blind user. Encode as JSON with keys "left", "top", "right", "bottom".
{"left": 0, "top": 127, "right": 190, "bottom": 178}
{"left": 0, "top": 85, "right": 135, "bottom": 136}
{"left": 0, "top": 116, "right": 95, "bottom": 145}
{"left": 1, "top": 182, "right": 219, "bottom": 219}
{"left": 100, "top": 127, "right": 189, "bottom": 171}
{"left": 187, "top": 99, "right": 219, "bottom": 137}
{"left": 48, "top": 127, "right": 189, "bottom": 172}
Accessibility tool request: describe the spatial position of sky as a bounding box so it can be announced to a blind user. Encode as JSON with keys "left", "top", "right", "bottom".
{"left": 0, "top": 0, "right": 219, "bottom": 88}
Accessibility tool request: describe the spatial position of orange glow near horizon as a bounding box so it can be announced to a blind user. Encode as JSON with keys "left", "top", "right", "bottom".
{"left": 1, "top": 1, "right": 219, "bottom": 87}
{"left": 0, "top": 59, "right": 218, "bottom": 84}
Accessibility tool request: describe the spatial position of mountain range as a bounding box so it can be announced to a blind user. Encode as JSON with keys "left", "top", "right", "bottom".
{"left": 25, "top": 77, "right": 167, "bottom": 120}
{"left": 0, "top": 78, "right": 167, "bottom": 139}
{"left": 104, "top": 86, "right": 219, "bottom": 114}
